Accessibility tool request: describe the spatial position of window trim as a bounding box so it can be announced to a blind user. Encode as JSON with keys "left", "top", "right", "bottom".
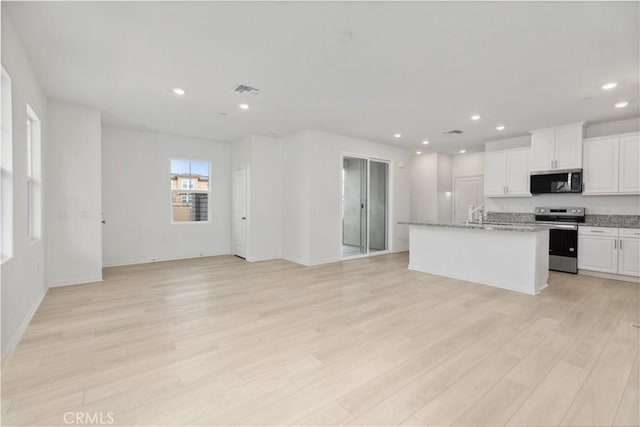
{"left": 26, "top": 104, "right": 41, "bottom": 243}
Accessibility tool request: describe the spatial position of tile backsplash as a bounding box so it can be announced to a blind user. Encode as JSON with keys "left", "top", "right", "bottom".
{"left": 484, "top": 193, "right": 640, "bottom": 215}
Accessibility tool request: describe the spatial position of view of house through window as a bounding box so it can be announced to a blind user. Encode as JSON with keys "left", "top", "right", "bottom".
{"left": 170, "top": 159, "right": 209, "bottom": 222}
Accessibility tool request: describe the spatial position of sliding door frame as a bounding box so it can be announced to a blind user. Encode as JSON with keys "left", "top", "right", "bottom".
{"left": 339, "top": 152, "right": 392, "bottom": 260}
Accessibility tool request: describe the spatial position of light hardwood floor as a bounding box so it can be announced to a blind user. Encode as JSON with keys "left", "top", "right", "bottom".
{"left": 1, "top": 253, "right": 638, "bottom": 426}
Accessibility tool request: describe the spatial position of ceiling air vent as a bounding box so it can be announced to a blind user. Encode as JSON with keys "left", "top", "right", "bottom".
{"left": 233, "top": 84, "right": 260, "bottom": 96}
{"left": 443, "top": 129, "right": 464, "bottom": 135}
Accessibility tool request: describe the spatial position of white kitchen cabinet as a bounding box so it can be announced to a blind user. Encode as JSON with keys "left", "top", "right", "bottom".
{"left": 583, "top": 132, "right": 640, "bottom": 195}
{"left": 619, "top": 229, "right": 640, "bottom": 277}
{"left": 583, "top": 137, "right": 619, "bottom": 194}
{"left": 530, "top": 122, "right": 584, "bottom": 172}
{"left": 484, "top": 148, "right": 531, "bottom": 197}
{"left": 505, "top": 149, "right": 531, "bottom": 195}
{"left": 579, "top": 227, "right": 640, "bottom": 277}
{"left": 619, "top": 134, "right": 640, "bottom": 193}
{"left": 578, "top": 227, "right": 618, "bottom": 274}
{"left": 484, "top": 151, "right": 507, "bottom": 196}
{"left": 531, "top": 128, "right": 555, "bottom": 171}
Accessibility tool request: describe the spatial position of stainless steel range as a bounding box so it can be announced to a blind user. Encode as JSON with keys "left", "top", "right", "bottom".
{"left": 535, "top": 207, "right": 585, "bottom": 274}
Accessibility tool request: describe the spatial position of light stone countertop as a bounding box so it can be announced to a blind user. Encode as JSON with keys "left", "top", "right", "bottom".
{"left": 398, "top": 221, "right": 550, "bottom": 233}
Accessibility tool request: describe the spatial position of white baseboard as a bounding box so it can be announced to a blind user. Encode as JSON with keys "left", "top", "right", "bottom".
{"left": 103, "top": 252, "right": 231, "bottom": 268}
{"left": 281, "top": 255, "right": 310, "bottom": 266}
{"left": 579, "top": 269, "right": 640, "bottom": 283}
{"left": 246, "top": 255, "right": 281, "bottom": 263}
{"left": 1, "top": 289, "right": 46, "bottom": 367}
{"left": 48, "top": 276, "right": 104, "bottom": 288}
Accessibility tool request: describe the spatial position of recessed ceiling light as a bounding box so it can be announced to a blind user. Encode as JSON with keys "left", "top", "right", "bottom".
{"left": 422, "top": 140, "right": 430, "bottom": 145}
{"left": 615, "top": 101, "right": 629, "bottom": 108}
{"left": 394, "top": 133, "right": 402, "bottom": 138}
{"left": 173, "top": 88, "right": 185, "bottom": 95}
{"left": 602, "top": 82, "right": 618, "bottom": 90}
{"left": 496, "top": 125, "right": 505, "bottom": 131}
{"left": 470, "top": 115, "right": 481, "bottom": 121}
{"left": 416, "top": 151, "right": 422, "bottom": 155}
{"left": 239, "top": 103, "right": 250, "bottom": 110}
{"left": 459, "top": 149, "right": 467, "bottom": 154}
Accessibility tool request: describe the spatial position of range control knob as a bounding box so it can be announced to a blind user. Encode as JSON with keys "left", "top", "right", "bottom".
{"left": 571, "top": 209, "right": 576, "bottom": 213}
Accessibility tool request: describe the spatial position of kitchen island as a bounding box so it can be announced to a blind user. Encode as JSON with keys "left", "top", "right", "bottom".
{"left": 400, "top": 222, "right": 550, "bottom": 295}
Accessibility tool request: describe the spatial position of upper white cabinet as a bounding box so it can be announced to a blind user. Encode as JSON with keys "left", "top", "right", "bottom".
{"left": 583, "top": 137, "right": 619, "bottom": 194}
{"left": 530, "top": 122, "right": 584, "bottom": 172}
{"left": 583, "top": 132, "right": 640, "bottom": 195}
{"left": 619, "top": 134, "right": 640, "bottom": 193}
{"left": 484, "top": 148, "right": 531, "bottom": 197}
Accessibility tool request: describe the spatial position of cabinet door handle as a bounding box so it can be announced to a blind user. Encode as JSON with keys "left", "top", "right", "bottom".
{"left": 550, "top": 160, "right": 553, "bottom": 169}
{"left": 506, "top": 186, "right": 509, "bottom": 193}
{"left": 614, "top": 240, "right": 617, "bottom": 249}
{"left": 620, "top": 240, "right": 623, "bottom": 250}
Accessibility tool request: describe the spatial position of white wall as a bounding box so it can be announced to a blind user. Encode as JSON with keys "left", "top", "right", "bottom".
{"left": 437, "top": 153, "right": 452, "bottom": 222}
{"left": 304, "top": 130, "right": 411, "bottom": 265}
{"left": 585, "top": 117, "right": 640, "bottom": 138}
{"left": 411, "top": 153, "right": 454, "bottom": 222}
{"left": 102, "top": 126, "right": 231, "bottom": 266}
{"left": 281, "top": 133, "right": 310, "bottom": 264}
{"left": 452, "top": 152, "right": 484, "bottom": 177}
{"left": 281, "top": 130, "right": 411, "bottom": 265}
{"left": 1, "top": 8, "right": 48, "bottom": 360}
{"left": 232, "top": 135, "right": 282, "bottom": 262}
{"left": 47, "top": 102, "right": 102, "bottom": 286}
{"left": 410, "top": 153, "right": 438, "bottom": 222}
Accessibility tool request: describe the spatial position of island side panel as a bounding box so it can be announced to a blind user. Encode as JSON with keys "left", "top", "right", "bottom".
{"left": 408, "top": 225, "right": 549, "bottom": 295}
{"left": 533, "top": 230, "right": 550, "bottom": 293}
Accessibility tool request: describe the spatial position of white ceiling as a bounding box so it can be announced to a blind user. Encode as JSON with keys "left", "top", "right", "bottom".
{"left": 5, "top": 1, "right": 639, "bottom": 153}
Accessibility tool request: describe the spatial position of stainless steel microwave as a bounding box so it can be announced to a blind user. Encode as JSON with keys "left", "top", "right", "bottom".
{"left": 530, "top": 169, "right": 582, "bottom": 194}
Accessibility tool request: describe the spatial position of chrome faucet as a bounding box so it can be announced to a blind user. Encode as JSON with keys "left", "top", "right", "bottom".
{"left": 466, "top": 205, "right": 485, "bottom": 225}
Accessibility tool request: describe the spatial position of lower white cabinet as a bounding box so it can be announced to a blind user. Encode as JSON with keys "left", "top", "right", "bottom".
{"left": 578, "top": 227, "right": 618, "bottom": 273}
{"left": 578, "top": 226, "right": 640, "bottom": 277}
{"left": 619, "top": 229, "right": 640, "bottom": 276}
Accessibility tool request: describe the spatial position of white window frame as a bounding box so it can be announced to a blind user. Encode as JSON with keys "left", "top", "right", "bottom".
{"left": 26, "top": 104, "right": 41, "bottom": 242}
{"left": 170, "top": 159, "right": 210, "bottom": 224}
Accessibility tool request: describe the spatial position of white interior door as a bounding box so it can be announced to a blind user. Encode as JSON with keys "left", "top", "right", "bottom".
{"left": 453, "top": 176, "right": 483, "bottom": 224}
{"left": 232, "top": 168, "right": 248, "bottom": 258}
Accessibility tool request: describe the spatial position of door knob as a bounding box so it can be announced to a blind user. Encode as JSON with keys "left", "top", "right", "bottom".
{"left": 241, "top": 217, "right": 246, "bottom": 220}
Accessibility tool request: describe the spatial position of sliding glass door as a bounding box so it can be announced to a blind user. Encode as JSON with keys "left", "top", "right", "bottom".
{"left": 342, "top": 157, "right": 368, "bottom": 256}
{"left": 341, "top": 156, "right": 389, "bottom": 258}
{"left": 369, "top": 160, "right": 388, "bottom": 253}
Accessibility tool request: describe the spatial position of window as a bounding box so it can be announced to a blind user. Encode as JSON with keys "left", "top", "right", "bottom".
{"left": 1, "top": 67, "right": 13, "bottom": 261}
{"left": 181, "top": 179, "right": 193, "bottom": 190}
{"left": 26, "top": 104, "right": 41, "bottom": 241}
{"left": 170, "top": 159, "right": 209, "bottom": 222}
